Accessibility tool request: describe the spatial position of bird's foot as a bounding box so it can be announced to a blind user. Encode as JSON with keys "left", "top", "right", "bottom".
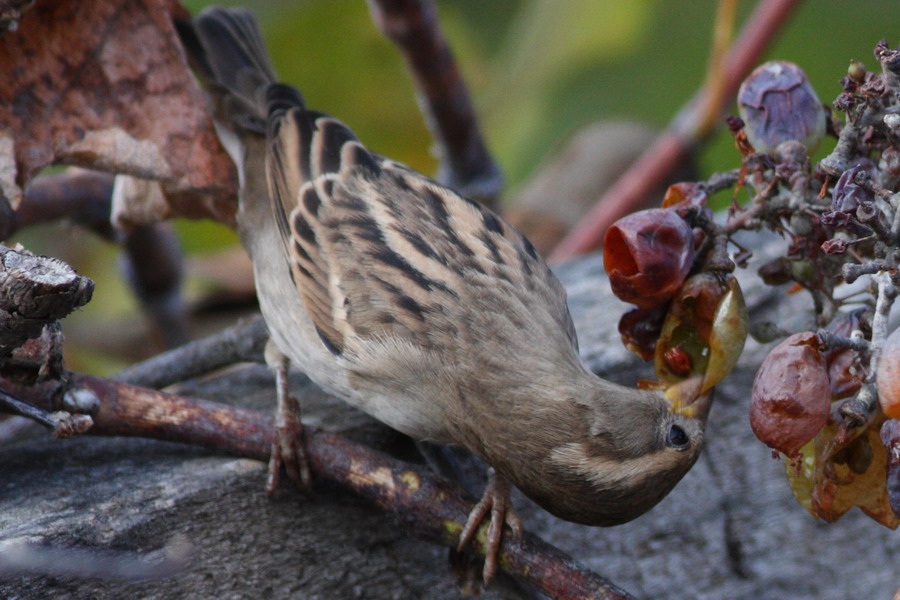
{"left": 265, "top": 391, "right": 312, "bottom": 494}
{"left": 265, "top": 343, "right": 312, "bottom": 494}
{"left": 456, "top": 469, "right": 523, "bottom": 585}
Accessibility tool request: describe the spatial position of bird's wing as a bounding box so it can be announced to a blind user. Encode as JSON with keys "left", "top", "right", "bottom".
{"left": 265, "top": 85, "right": 578, "bottom": 363}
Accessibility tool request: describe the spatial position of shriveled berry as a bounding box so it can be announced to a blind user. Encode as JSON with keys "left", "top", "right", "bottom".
{"left": 663, "top": 346, "right": 693, "bottom": 377}
{"left": 750, "top": 332, "right": 830, "bottom": 457}
{"left": 603, "top": 209, "right": 695, "bottom": 309}
{"left": 877, "top": 328, "right": 900, "bottom": 419}
{"left": 618, "top": 305, "right": 667, "bottom": 361}
{"left": 757, "top": 257, "right": 792, "bottom": 286}
{"left": 655, "top": 273, "right": 747, "bottom": 406}
{"left": 738, "top": 61, "right": 826, "bottom": 153}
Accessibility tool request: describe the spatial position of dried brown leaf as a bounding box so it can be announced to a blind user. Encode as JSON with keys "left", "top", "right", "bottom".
{"left": 0, "top": 0, "right": 236, "bottom": 226}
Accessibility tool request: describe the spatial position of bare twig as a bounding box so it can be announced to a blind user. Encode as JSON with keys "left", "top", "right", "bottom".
{"left": 1, "top": 374, "right": 634, "bottom": 600}
{"left": 549, "top": 0, "right": 801, "bottom": 262}
{"left": 120, "top": 222, "right": 189, "bottom": 349}
{"left": 817, "top": 329, "right": 871, "bottom": 355}
{"left": 367, "top": 0, "right": 503, "bottom": 208}
{"left": 6, "top": 169, "right": 115, "bottom": 240}
{"left": 0, "top": 387, "right": 91, "bottom": 438}
{"left": 867, "top": 270, "right": 897, "bottom": 381}
{"left": 843, "top": 260, "right": 890, "bottom": 284}
{"left": 112, "top": 315, "right": 269, "bottom": 389}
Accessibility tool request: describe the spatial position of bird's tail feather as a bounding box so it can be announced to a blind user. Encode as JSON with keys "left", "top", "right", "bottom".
{"left": 177, "top": 7, "right": 298, "bottom": 129}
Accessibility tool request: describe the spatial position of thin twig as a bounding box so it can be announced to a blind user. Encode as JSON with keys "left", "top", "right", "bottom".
{"left": 112, "top": 316, "right": 268, "bottom": 389}
{"left": 367, "top": 0, "right": 503, "bottom": 208}
{"left": 9, "top": 169, "right": 115, "bottom": 240}
{"left": 867, "top": 270, "right": 897, "bottom": 382}
{"left": 0, "top": 387, "right": 91, "bottom": 438}
{"left": 843, "top": 260, "right": 890, "bottom": 284}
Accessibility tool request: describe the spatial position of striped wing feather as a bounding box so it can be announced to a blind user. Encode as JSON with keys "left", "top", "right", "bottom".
{"left": 265, "top": 87, "right": 578, "bottom": 363}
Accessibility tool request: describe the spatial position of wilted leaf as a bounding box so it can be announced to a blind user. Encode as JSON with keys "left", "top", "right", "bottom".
{"left": 812, "top": 419, "right": 899, "bottom": 528}
{"left": 655, "top": 272, "right": 747, "bottom": 408}
{"left": 0, "top": 0, "right": 237, "bottom": 226}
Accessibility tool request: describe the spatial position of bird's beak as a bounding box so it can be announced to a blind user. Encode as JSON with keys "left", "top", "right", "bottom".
{"left": 665, "top": 379, "right": 713, "bottom": 422}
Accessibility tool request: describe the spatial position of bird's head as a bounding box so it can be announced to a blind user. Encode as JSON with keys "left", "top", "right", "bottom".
{"left": 500, "top": 377, "right": 711, "bottom": 526}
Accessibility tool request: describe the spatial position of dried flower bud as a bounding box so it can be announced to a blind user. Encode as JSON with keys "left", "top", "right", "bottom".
{"left": 847, "top": 59, "right": 867, "bottom": 84}
{"left": 821, "top": 211, "right": 850, "bottom": 229}
{"left": 661, "top": 182, "right": 708, "bottom": 209}
{"left": 874, "top": 41, "right": 900, "bottom": 80}
{"left": 834, "top": 92, "right": 861, "bottom": 113}
{"left": 822, "top": 238, "right": 848, "bottom": 255}
{"left": 738, "top": 61, "right": 826, "bottom": 153}
{"left": 832, "top": 165, "right": 874, "bottom": 214}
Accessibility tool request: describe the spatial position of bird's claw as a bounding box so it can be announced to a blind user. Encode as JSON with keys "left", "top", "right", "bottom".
{"left": 264, "top": 342, "right": 312, "bottom": 495}
{"left": 457, "top": 470, "right": 522, "bottom": 585}
{"left": 265, "top": 393, "right": 312, "bottom": 494}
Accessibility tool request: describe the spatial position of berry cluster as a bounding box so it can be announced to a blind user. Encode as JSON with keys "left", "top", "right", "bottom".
{"left": 603, "top": 42, "right": 900, "bottom": 526}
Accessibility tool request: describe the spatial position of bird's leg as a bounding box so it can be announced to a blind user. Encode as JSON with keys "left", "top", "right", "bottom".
{"left": 457, "top": 467, "right": 523, "bottom": 584}
{"left": 264, "top": 340, "right": 312, "bottom": 494}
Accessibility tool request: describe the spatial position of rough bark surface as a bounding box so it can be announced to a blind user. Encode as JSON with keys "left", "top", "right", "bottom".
{"left": 1, "top": 248, "right": 899, "bottom": 599}
{"left": 0, "top": 244, "right": 93, "bottom": 360}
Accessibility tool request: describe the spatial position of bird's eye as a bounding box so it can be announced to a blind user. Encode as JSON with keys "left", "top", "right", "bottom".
{"left": 666, "top": 424, "right": 690, "bottom": 450}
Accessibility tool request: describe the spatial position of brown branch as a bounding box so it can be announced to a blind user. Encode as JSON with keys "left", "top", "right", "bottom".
{"left": 2, "top": 373, "right": 635, "bottom": 600}
{"left": 10, "top": 169, "right": 116, "bottom": 240}
{"left": 367, "top": 0, "right": 503, "bottom": 209}
{"left": 549, "top": 0, "right": 802, "bottom": 262}
{"left": 120, "top": 222, "right": 189, "bottom": 349}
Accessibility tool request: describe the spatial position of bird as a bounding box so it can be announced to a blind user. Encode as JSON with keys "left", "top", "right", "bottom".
{"left": 178, "top": 6, "right": 710, "bottom": 584}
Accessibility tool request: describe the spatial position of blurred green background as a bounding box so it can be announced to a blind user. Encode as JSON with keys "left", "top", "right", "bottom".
{"left": 13, "top": 0, "right": 899, "bottom": 373}
{"left": 182, "top": 0, "right": 898, "bottom": 185}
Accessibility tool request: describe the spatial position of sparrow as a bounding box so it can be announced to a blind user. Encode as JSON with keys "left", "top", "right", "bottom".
{"left": 178, "top": 6, "right": 710, "bottom": 584}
